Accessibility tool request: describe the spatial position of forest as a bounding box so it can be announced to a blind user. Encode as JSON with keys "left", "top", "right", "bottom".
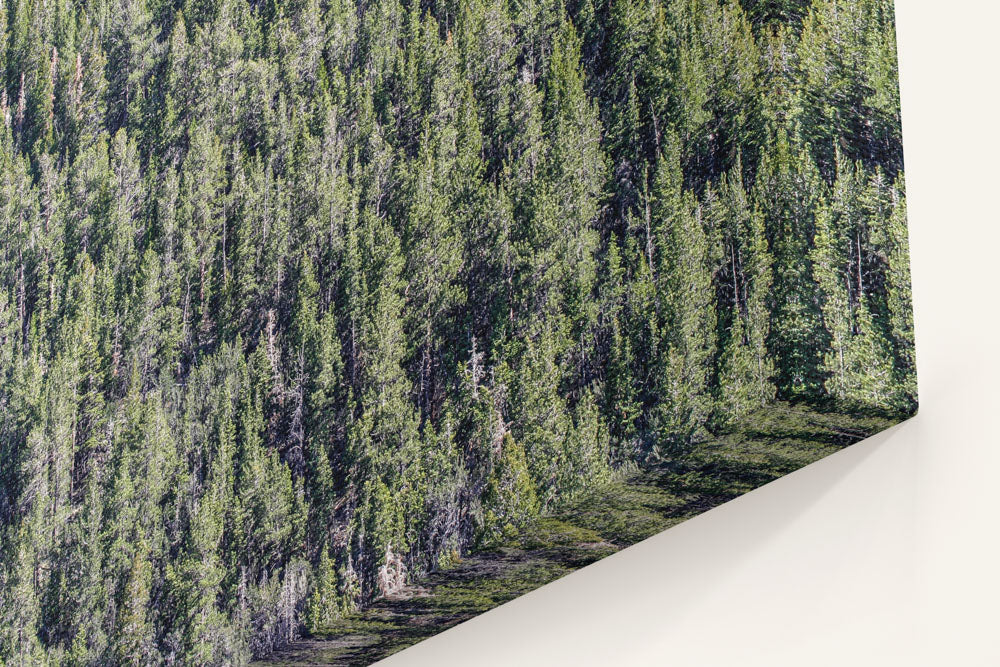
{"left": 0, "top": 0, "right": 914, "bottom": 663}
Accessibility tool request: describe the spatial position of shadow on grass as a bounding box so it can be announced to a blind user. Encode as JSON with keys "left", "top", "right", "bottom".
{"left": 254, "top": 402, "right": 903, "bottom": 666}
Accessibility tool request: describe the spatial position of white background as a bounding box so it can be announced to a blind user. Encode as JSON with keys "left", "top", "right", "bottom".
{"left": 378, "top": 1, "right": 1000, "bottom": 665}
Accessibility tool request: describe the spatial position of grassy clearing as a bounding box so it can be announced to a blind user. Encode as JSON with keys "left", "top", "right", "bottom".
{"left": 255, "top": 403, "right": 902, "bottom": 666}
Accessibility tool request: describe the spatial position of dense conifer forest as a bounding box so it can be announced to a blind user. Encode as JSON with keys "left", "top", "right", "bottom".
{"left": 0, "top": 0, "right": 914, "bottom": 663}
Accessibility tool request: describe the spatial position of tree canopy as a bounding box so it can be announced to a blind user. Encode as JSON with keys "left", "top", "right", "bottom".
{"left": 0, "top": 0, "right": 914, "bottom": 663}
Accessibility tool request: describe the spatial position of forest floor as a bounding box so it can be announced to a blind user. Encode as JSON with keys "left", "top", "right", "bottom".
{"left": 254, "top": 403, "right": 900, "bottom": 667}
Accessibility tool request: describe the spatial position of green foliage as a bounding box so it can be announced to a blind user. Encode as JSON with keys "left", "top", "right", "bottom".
{"left": 878, "top": 185, "right": 917, "bottom": 411}
{"left": 756, "top": 131, "right": 828, "bottom": 399}
{"left": 640, "top": 137, "right": 717, "bottom": 454}
{"left": 0, "top": 0, "right": 913, "bottom": 662}
{"left": 712, "top": 163, "right": 776, "bottom": 423}
{"left": 113, "top": 544, "right": 155, "bottom": 666}
{"left": 305, "top": 544, "right": 344, "bottom": 635}
{"left": 478, "top": 433, "right": 540, "bottom": 549}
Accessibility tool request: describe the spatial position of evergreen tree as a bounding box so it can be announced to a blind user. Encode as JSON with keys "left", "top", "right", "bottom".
{"left": 755, "top": 131, "right": 827, "bottom": 399}
{"left": 647, "top": 137, "right": 716, "bottom": 452}
{"left": 0, "top": 0, "right": 914, "bottom": 660}
{"left": 479, "top": 432, "right": 539, "bottom": 548}
{"left": 711, "top": 163, "right": 775, "bottom": 422}
{"left": 872, "top": 178, "right": 916, "bottom": 411}
{"left": 113, "top": 543, "right": 155, "bottom": 666}
{"left": 305, "top": 543, "right": 342, "bottom": 634}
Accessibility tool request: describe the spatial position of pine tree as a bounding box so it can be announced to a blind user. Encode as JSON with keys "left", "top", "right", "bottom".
{"left": 479, "top": 432, "right": 539, "bottom": 548}
{"left": 305, "top": 543, "right": 342, "bottom": 634}
{"left": 508, "top": 327, "right": 574, "bottom": 508}
{"left": 813, "top": 158, "right": 898, "bottom": 406}
{"left": 347, "top": 205, "right": 423, "bottom": 597}
{"left": 756, "top": 131, "right": 827, "bottom": 399}
{"left": 712, "top": 163, "right": 775, "bottom": 422}
{"left": 834, "top": 300, "right": 896, "bottom": 405}
{"left": 401, "top": 108, "right": 464, "bottom": 421}
{"left": 647, "top": 136, "right": 716, "bottom": 452}
{"left": 290, "top": 254, "right": 343, "bottom": 548}
{"left": 872, "top": 177, "right": 916, "bottom": 411}
{"left": 601, "top": 240, "right": 642, "bottom": 451}
{"left": 812, "top": 203, "right": 852, "bottom": 396}
{"left": 0, "top": 528, "right": 47, "bottom": 663}
{"left": 106, "top": 0, "right": 155, "bottom": 133}
{"left": 168, "top": 440, "right": 229, "bottom": 665}
{"left": 178, "top": 122, "right": 227, "bottom": 353}
{"left": 113, "top": 543, "right": 155, "bottom": 666}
